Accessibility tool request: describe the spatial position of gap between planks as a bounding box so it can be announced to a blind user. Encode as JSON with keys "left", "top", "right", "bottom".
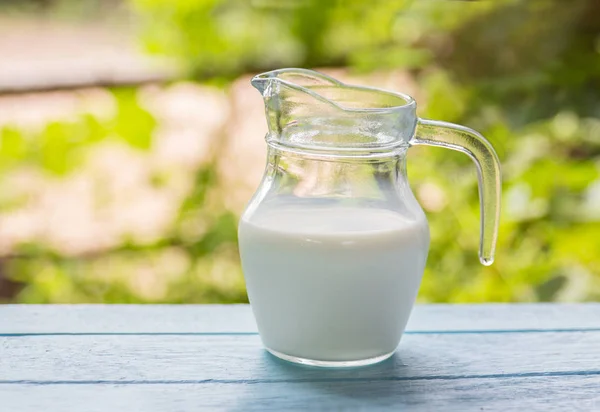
{"left": 2, "top": 370, "right": 600, "bottom": 385}
{"left": 2, "top": 328, "right": 600, "bottom": 337}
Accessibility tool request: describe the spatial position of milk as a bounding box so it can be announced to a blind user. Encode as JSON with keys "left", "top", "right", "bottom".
{"left": 238, "top": 205, "right": 430, "bottom": 363}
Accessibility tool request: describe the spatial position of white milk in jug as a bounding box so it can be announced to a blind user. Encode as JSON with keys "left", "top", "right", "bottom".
{"left": 238, "top": 204, "right": 430, "bottom": 364}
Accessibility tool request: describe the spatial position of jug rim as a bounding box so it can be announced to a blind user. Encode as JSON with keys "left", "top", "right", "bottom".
{"left": 251, "top": 68, "right": 417, "bottom": 114}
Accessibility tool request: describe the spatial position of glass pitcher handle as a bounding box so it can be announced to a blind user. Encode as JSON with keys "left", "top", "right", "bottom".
{"left": 412, "top": 119, "right": 501, "bottom": 266}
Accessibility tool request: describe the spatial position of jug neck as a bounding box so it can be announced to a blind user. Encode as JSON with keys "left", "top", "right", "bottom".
{"left": 262, "top": 146, "right": 415, "bottom": 207}
{"left": 252, "top": 69, "right": 418, "bottom": 157}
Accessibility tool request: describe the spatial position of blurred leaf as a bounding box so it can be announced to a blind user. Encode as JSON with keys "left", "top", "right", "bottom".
{"left": 110, "top": 89, "right": 156, "bottom": 150}
{"left": 0, "top": 127, "right": 27, "bottom": 165}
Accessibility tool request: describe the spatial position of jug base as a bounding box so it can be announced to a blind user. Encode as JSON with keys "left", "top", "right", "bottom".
{"left": 266, "top": 347, "right": 395, "bottom": 368}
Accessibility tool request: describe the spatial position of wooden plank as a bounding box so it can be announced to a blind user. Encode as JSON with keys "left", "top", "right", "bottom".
{"left": 2, "top": 376, "right": 599, "bottom": 411}
{"left": 2, "top": 333, "right": 599, "bottom": 382}
{"left": 0, "top": 305, "right": 257, "bottom": 335}
{"left": 2, "top": 304, "right": 600, "bottom": 335}
{"left": 2, "top": 305, "right": 598, "bottom": 411}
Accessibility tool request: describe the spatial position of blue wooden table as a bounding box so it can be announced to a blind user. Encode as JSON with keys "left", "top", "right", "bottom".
{"left": 2, "top": 304, "right": 600, "bottom": 411}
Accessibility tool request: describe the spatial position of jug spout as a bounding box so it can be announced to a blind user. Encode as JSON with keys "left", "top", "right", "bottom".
{"left": 250, "top": 74, "right": 273, "bottom": 95}
{"left": 251, "top": 68, "right": 341, "bottom": 96}
{"left": 251, "top": 68, "right": 418, "bottom": 154}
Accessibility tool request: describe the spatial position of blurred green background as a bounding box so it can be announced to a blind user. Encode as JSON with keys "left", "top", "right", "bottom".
{"left": 0, "top": 0, "right": 599, "bottom": 303}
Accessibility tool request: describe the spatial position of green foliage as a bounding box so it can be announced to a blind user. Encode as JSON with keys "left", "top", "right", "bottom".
{"left": 0, "top": 89, "right": 153, "bottom": 177}
{"left": 132, "top": 0, "right": 433, "bottom": 78}
{"left": 411, "top": 0, "right": 600, "bottom": 302}
{"left": 2, "top": 0, "right": 600, "bottom": 303}
{"left": 0, "top": 89, "right": 246, "bottom": 303}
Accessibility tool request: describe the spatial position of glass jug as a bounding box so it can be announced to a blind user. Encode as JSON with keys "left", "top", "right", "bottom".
{"left": 238, "top": 68, "right": 501, "bottom": 367}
